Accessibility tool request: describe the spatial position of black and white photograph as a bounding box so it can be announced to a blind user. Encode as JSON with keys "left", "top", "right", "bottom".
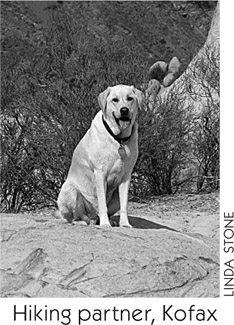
{"left": 1, "top": 0, "right": 232, "bottom": 323}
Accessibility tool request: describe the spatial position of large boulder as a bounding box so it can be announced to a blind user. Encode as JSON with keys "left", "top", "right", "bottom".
{"left": 0, "top": 212, "right": 219, "bottom": 297}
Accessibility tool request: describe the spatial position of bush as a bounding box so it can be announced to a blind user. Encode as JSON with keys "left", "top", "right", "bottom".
{"left": 132, "top": 85, "right": 194, "bottom": 196}
{"left": 0, "top": 11, "right": 148, "bottom": 212}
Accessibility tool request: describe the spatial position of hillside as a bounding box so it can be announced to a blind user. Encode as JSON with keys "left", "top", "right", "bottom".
{"left": 1, "top": 1, "right": 217, "bottom": 70}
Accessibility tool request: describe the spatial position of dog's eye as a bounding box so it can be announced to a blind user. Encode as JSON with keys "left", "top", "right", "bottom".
{"left": 112, "top": 98, "right": 119, "bottom": 103}
{"left": 127, "top": 96, "right": 133, "bottom": 101}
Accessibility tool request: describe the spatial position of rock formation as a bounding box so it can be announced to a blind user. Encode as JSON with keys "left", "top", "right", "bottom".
{"left": 0, "top": 212, "right": 219, "bottom": 297}
{"left": 146, "top": 2, "right": 219, "bottom": 105}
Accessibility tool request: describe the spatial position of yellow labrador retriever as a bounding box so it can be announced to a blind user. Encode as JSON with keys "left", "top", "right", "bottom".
{"left": 57, "top": 84, "right": 143, "bottom": 227}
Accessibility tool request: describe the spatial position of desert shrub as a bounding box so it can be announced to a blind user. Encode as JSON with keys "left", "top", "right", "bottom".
{"left": 0, "top": 11, "right": 148, "bottom": 212}
{"left": 132, "top": 85, "right": 194, "bottom": 196}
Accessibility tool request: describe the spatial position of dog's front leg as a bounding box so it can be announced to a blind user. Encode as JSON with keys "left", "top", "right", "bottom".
{"left": 118, "top": 174, "right": 132, "bottom": 228}
{"left": 94, "top": 170, "right": 111, "bottom": 227}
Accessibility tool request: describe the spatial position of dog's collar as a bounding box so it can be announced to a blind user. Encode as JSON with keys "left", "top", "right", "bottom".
{"left": 102, "top": 115, "right": 133, "bottom": 144}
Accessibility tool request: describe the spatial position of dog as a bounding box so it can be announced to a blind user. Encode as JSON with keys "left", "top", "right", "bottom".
{"left": 57, "top": 84, "right": 143, "bottom": 227}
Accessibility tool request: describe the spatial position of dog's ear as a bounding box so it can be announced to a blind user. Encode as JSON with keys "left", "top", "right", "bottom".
{"left": 98, "top": 87, "right": 111, "bottom": 112}
{"left": 131, "top": 86, "right": 144, "bottom": 110}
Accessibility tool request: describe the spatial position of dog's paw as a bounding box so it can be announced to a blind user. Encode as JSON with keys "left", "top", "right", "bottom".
{"left": 72, "top": 220, "right": 88, "bottom": 226}
{"left": 119, "top": 222, "right": 132, "bottom": 228}
{"left": 98, "top": 222, "right": 112, "bottom": 228}
{"left": 110, "top": 219, "right": 118, "bottom": 227}
{"left": 90, "top": 219, "right": 98, "bottom": 226}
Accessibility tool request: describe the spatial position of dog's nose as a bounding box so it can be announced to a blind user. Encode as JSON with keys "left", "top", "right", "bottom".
{"left": 120, "top": 107, "right": 129, "bottom": 116}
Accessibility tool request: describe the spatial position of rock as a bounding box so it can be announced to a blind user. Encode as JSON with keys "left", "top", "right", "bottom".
{"left": 163, "top": 72, "right": 176, "bottom": 87}
{"left": 168, "top": 56, "right": 181, "bottom": 75}
{"left": 144, "top": 79, "right": 164, "bottom": 108}
{"left": 146, "top": 79, "right": 162, "bottom": 98}
{"left": 147, "top": 57, "right": 181, "bottom": 96}
{"left": 148, "top": 61, "right": 168, "bottom": 82}
{"left": 0, "top": 212, "right": 219, "bottom": 297}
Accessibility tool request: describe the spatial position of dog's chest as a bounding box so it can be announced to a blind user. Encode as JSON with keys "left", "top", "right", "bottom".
{"left": 107, "top": 157, "right": 124, "bottom": 182}
{"left": 106, "top": 144, "right": 135, "bottom": 183}
{"left": 106, "top": 162, "right": 124, "bottom": 192}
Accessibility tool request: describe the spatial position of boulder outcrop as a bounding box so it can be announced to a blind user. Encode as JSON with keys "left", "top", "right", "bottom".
{"left": 0, "top": 211, "right": 219, "bottom": 297}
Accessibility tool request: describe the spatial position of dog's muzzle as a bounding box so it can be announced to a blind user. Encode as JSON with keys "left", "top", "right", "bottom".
{"left": 113, "top": 108, "right": 131, "bottom": 129}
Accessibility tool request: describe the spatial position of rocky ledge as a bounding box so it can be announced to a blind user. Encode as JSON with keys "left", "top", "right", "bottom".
{"left": 0, "top": 210, "right": 219, "bottom": 298}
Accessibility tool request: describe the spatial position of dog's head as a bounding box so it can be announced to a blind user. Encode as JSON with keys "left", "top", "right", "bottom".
{"left": 98, "top": 85, "right": 143, "bottom": 131}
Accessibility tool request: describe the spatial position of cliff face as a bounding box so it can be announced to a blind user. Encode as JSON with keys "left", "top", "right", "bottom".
{"left": 145, "top": 1, "right": 219, "bottom": 112}
{"left": 159, "top": 2, "right": 219, "bottom": 100}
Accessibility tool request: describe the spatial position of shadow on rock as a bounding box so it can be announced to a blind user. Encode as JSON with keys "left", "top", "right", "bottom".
{"left": 111, "top": 215, "right": 177, "bottom": 231}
